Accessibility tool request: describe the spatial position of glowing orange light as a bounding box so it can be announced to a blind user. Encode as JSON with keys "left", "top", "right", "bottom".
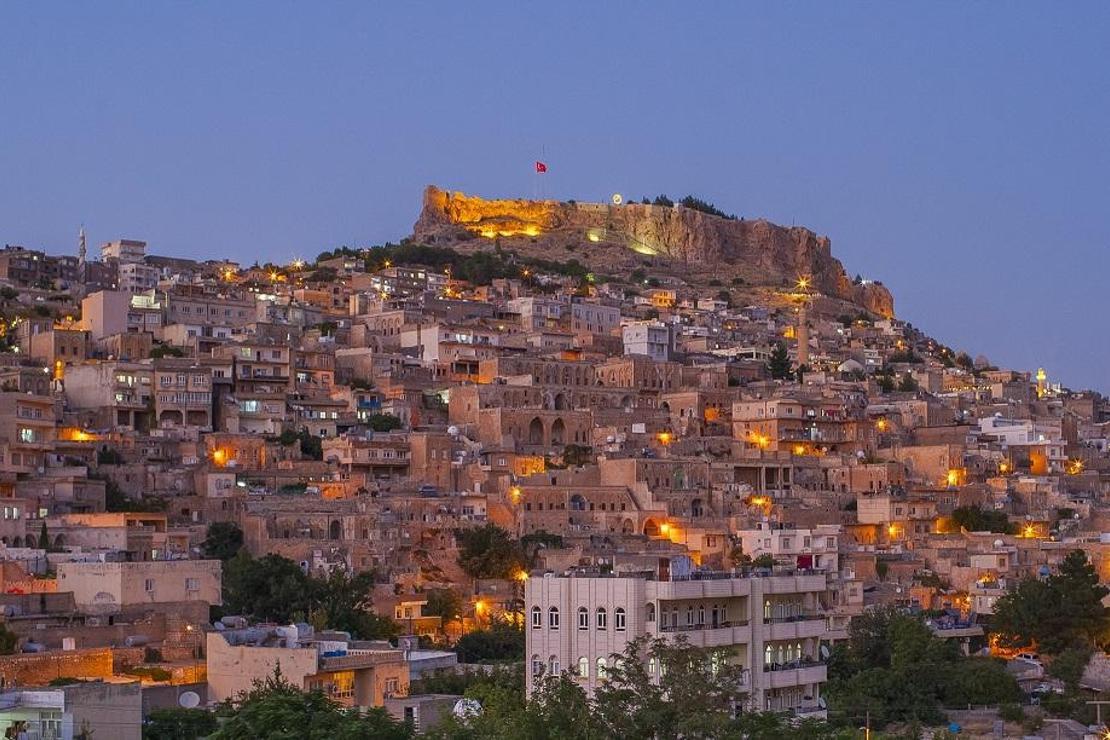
{"left": 211, "top": 448, "right": 228, "bottom": 467}
{"left": 795, "top": 275, "right": 811, "bottom": 292}
{"left": 946, "top": 469, "right": 963, "bottom": 488}
{"left": 792, "top": 443, "right": 806, "bottom": 456}
{"left": 875, "top": 418, "right": 889, "bottom": 432}
{"left": 659, "top": 523, "right": 671, "bottom": 536}
{"left": 509, "top": 486, "right": 522, "bottom": 505}
{"left": 515, "top": 570, "right": 529, "bottom": 582}
{"left": 1065, "top": 458, "right": 1085, "bottom": 475}
{"left": 656, "top": 431, "right": 673, "bottom": 446}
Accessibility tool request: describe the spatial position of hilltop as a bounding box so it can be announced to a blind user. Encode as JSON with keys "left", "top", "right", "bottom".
{"left": 412, "top": 185, "right": 894, "bottom": 317}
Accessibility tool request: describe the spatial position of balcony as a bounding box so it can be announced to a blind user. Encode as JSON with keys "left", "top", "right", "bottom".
{"left": 763, "top": 660, "right": 827, "bottom": 689}
{"left": 766, "top": 615, "right": 827, "bottom": 641}
{"left": 654, "top": 620, "right": 752, "bottom": 648}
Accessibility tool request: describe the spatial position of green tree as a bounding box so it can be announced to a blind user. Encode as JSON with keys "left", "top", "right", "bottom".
{"left": 0, "top": 622, "right": 18, "bottom": 655}
{"left": 766, "top": 341, "right": 793, "bottom": 380}
{"left": 422, "top": 588, "right": 464, "bottom": 621}
{"left": 950, "top": 506, "right": 1015, "bottom": 534}
{"left": 310, "top": 569, "right": 398, "bottom": 640}
{"left": 367, "top": 413, "right": 403, "bottom": 432}
{"left": 222, "top": 552, "right": 314, "bottom": 623}
{"left": 455, "top": 524, "right": 525, "bottom": 580}
{"left": 897, "top": 372, "right": 918, "bottom": 392}
{"left": 202, "top": 522, "right": 244, "bottom": 561}
{"left": 827, "top": 607, "right": 1019, "bottom": 728}
{"left": 992, "top": 550, "right": 1110, "bottom": 654}
{"left": 211, "top": 668, "right": 413, "bottom": 740}
{"left": 454, "top": 618, "right": 524, "bottom": 663}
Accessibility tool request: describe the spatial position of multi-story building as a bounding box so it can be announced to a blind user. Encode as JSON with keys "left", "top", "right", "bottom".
{"left": 153, "top": 360, "right": 213, "bottom": 430}
{"left": 525, "top": 560, "right": 831, "bottom": 716}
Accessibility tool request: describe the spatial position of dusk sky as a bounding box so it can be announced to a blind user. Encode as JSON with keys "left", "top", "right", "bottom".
{"left": 1, "top": 3, "right": 1107, "bottom": 391}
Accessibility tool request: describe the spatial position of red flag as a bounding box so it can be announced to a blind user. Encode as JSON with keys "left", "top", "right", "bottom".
{"left": 535, "top": 161, "right": 548, "bottom": 173}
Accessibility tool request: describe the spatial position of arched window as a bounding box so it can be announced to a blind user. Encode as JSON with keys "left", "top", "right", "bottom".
{"left": 577, "top": 656, "right": 589, "bottom": 677}
{"left": 615, "top": 607, "right": 626, "bottom": 631}
{"left": 578, "top": 606, "right": 589, "bottom": 630}
{"left": 697, "top": 605, "right": 705, "bottom": 625}
{"left": 686, "top": 606, "right": 694, "bottom": 626}
{"left": 776, "top": 645, "right": 785, "bottom": 664}
{"left": 648, "top": 656, "right": 657, "bottom": 676}
{"left": 549, "top": 656, "right": 560, "bottom": 675}
{"left": 764, "top": 645, "right": 774, "bottom": 666}
{"left": 532, "top": 655, "right": 543, "bottom": 676}
{"left": 764, "top": 600, "right": 772, "bottom": 621}
{"left": 549, "top": 606, "right": 560, "bottom": 630}
{"left": 596, "top": 607, "right": 607, "bottom": 630}
{"left": 531, "top": 606, "right": 542, "bottom": 629}
{"left": 596, "top": 657, "right": 608, "bottom": 680}
{"left": 646, "top": 603, "right": 656, "bottom": 622}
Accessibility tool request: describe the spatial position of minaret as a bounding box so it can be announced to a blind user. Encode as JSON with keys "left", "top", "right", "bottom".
{"left": 797, "top": 301, "right": 810, "bottom": 367}
{"left": 77, "top": 226, "right": 87, "bottom": 272}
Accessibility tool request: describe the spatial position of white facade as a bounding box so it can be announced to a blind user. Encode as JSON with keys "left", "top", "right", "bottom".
{"left": 525, "top": 570, "right": 830, "bottom": 715}
{"left": 623, "top": 321, "right": 673, "bottom": 362}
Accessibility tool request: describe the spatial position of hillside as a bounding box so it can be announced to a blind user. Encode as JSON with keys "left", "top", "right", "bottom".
{"left": 412, "top": 185, "right": 894, "bottom": 317}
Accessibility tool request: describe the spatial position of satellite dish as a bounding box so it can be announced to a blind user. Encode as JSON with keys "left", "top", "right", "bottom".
{"left": 819, "top": 644, "right": 831, "bottom": 660}
{"left": 818, "top": 697, "right": 827, "bottom": 709}
{"left": 452, "top": 698, "right": 482, "bottom": 719}
{"left": 178, "top": 691, "right": 201, "bottom": 709}
{"left": 611, "top": 193, "right": 623, "bottom": 205}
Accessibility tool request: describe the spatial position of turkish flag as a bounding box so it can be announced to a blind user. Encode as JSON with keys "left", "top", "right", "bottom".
{"left": 535, "top": 161, "right": 548, "bottom": 173}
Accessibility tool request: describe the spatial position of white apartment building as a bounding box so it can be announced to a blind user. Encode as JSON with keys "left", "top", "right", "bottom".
{"left": 525, "top": 564, "right": 830, "bottom": 716}
{"left": 622, "top": 321, "right": 673, "bottom": 362}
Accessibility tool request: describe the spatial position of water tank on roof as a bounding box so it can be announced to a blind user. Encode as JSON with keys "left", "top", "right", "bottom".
{"left": 22, "top": 641, "right": 44, "bottom": 653}
{"left": 124, "top": 635, "right": 151, "bottom": 647}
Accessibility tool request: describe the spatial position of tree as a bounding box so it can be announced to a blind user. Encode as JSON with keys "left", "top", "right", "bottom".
{"left": 143, "top": 707, "right": 219, "bottom": 740}
{"left": 0, "top": 623, "right": 18, "bottom": 655}
{"left": 592, "top": 636, "right": 748, "bottom": 739}
{"left": 767, "top": 341, "right": 793, "bottom": 380}
{"left": 202, "top": 522, "right": 244, "bottom": 561}
{"left": 992, "top": 550, "right": 1110, "bottom": 654}
{"left": 561, "top": 444, "right": 593, "bottom": 467}
{"left": 827, "top": 607, "right": 1019, "bottom": 728}
{"left": 297, "top": 429, "right": 323, "bottom": 460}
{"left": 454, "top": 618, "right": 524, "bottom": 663}
{"left": 211, "top": 668, "right": 413, "bottom": 740}
{"left": 39, "top": 521, "right": 53, "bottom": 553}
{"left": 455, "top": 524, "right": 525, "bottom": 580}
{"left": 222, "top": 552, "right": 314, "bottom": 623}
{"left": 422, "top": 588, "right": 464, "bottom": 621}
{"left": 950, "top": 506, "right": 1015, "bottom": 534}
{"left": 309, "top": 569, "right": 398, "bottom": 640}
{"left": 897, "top": 372, "right": 918, "bottom": 392}
{"left": 367, "top": 413, "right": 403, "bottom": 433}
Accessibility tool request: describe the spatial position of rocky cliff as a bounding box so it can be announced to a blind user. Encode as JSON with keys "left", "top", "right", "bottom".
{"left": 414, "top": 186, "right": 893, "bottom": 317}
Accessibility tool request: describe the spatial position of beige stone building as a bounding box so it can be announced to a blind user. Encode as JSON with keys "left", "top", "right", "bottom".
{"left": 56, "top": 560, "right": 222, "bottom": 615}
{"left": 207, "top": 625, "right": 409, "bottom": 708}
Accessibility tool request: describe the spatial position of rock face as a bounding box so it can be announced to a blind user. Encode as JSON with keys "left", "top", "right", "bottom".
{"left": 414, "top": 186, "right": 893, "bottom": 317}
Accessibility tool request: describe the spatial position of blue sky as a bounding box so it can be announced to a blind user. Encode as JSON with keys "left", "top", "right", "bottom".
{"left": 1, "top": 2, "right": 1108, "bottom": 391}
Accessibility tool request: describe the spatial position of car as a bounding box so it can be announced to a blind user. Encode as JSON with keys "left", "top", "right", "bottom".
{"left": 1016, "top": 652, "right": 1041, "bottom": 663}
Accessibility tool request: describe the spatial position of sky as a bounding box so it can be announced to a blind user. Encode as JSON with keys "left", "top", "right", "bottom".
{"left": 1, "top": 2, "right": 1108, "bottom": 391}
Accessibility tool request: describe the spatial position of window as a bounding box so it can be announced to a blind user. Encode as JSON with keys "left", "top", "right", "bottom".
{"left": 615, "top": 607, "right": 626, "bottom": 631}
{"left": 185, "top": 577, "right": 199, "bottom": 591}
{"left": 531, "top": 606, "right": 542, "bottom": 629}
{"left": 596, "top": 607, "right": 607, "bottom": 630}
{"left": 578, "top": 606, "right": 589, "bottom": 630}
{"left": 531, "top": 655, "right": 543, "bottom": 677}
{"left": 18, "top": 428, "right": 33, "bottom": 444}
{"left": 648, "top": 656, "right": 657, "bottom": 676}
{"left": 596, "top": 657, "right": 608, "bottom": 680}
{"left": 144, "top": 579, "right": 155, "bottom": 592}
{"left": 577, "top": 656, "right": 588, "bottom": 677}
{"left": 646, "top": 603, "right": 655, "bottom": 622}
{"left": 548, "top": 606, "right": 560, "bottom": 630}
{"left": 548, "top": 656, "right": 560, "bottom": 675}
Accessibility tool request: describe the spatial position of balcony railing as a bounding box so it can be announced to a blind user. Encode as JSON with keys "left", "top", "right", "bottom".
{"left": 658, "top": 619, "right": 749, "bottom": 633}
